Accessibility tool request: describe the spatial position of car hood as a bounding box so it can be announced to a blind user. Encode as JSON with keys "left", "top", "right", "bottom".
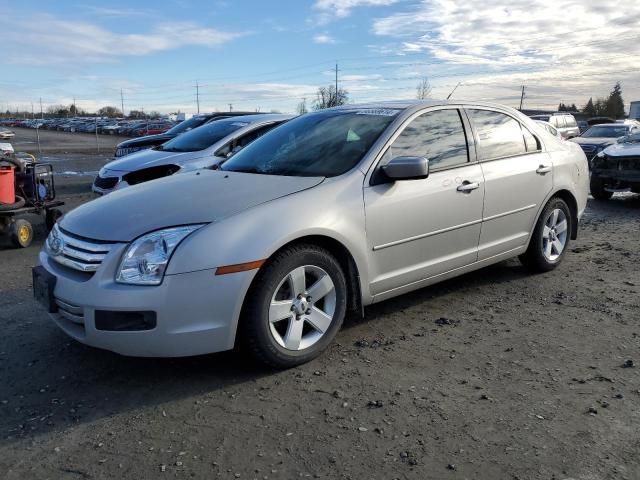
{"left": 571, "top": 137, "right": 617, "bottom": 146}
{"left": 60, "top": 170, "right": 324, "bottom": 242}
{"left": 103, "top": 148, "right": 206, "bottom": 173}
{"left": 117, "top": 133, "right": 176, "bottom": 149}
{"left": 603, "top": 142, "right": 640, "bottom": 157}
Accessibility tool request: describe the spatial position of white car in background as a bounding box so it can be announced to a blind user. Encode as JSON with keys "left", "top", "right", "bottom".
{"left": 535, "top": 120, "right": 562, "bottom": 139}
{"left": 92, "top": 114, "right": 292, "bottom": 194}
{"left": 0, "top": 127, "right": 15, "bottom": 139}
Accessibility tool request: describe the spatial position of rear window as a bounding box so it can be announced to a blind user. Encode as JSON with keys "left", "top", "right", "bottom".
{"left": 468, "top": 109, "right": 527, "bottom": 160}
{"left": 565, "top": 116, "right": 577, "bottom": 127}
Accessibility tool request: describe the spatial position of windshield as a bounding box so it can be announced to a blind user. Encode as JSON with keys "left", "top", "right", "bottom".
{"left": 582, "top": 126, "right": 628, "bottom": 138}
{"left": 159, "top": 121, "right": 247, "bottom": 153}
{"left": 166, "top": 115, "right": 213, "bottom": 135}
{"left": 532, "top": 115, "right": 550, "bottom": 122}
{"left": 222, "top": 109, "right": 398, "bottom": 177}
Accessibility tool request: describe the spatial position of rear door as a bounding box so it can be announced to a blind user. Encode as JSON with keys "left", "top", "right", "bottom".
{"left": 465, "top": 108, "right": 553, "bottom": 260}
{"left": 364, "top": 108, "right": 485, "bottom": 296}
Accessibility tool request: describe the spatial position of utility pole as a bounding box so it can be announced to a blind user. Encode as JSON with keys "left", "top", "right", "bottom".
{"left": 31, "top": 102, "right": 34, "bottom": 119}
{"left": 195, "top": 81, "right": 200, "bottom": 114}
{"left": 519, "top": 85, "right": 526, "bottom": 111}
{"left": 120, "top": 88, "right": 125, "bottom": 117}
{"left": 334, "top": 62, "right": 339, "bottom": 105}
{"left": 229, "top": 103, "right": 233, "bottom": 112}
{"left": 39, "top": 97, "right": 43, "bottom": 120}
{"left": 73, "top": 96, "right": 76, "bottom": 116}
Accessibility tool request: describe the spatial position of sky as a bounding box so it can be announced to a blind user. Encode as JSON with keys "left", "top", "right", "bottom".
{"left": 1, "top": 0, "right": 639, "bottom": 115}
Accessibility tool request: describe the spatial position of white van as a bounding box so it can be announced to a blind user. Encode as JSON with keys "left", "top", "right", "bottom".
{"left": 530, "top": 113, "right": 580, "bottom": 139}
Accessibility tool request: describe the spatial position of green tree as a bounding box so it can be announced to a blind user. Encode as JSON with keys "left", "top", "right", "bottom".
{"left": 605, "top": 82, "right": 625, "bottom": 119}
{"left": 582, "top": 98, "right": 596, "bottom": 116}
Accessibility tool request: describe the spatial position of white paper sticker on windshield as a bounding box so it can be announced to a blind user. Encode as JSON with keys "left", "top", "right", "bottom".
{"left": 354, "top": 109, "right": 399, "bottom": 117}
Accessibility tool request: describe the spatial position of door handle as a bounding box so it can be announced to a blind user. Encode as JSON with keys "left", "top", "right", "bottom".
{"left": 457, "top": 181, "right": 480, "bottom": 193}
{"left": 536, "top": 165, "right": 552, "bottom": 175}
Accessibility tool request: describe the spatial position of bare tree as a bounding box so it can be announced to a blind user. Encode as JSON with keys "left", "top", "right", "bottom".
{"left": 297, "top": 98, "right": 308, "bottom": 115}
{"left": 313, "top": 85, "right": 349, "bottom": 110}
{"left": 416, "top": 77, "right": 432, "bottom": 100}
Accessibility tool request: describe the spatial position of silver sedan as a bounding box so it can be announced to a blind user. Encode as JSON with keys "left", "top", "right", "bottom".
{"left": 34, "top": 100, "right": 589, "bottom": 368}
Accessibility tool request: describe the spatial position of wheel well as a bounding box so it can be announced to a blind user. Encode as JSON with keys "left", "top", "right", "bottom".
{"left": 269, "top": 235, "right": 363, "bottom": 315}
{"left": 552, "top": 190, "right": 578, "bottom": 240}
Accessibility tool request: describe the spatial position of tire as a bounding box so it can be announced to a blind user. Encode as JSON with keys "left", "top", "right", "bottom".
{"left": 520, "top": 197, "right": 572, "bottom": 273}
{"left": 590, "top": 176, "right": 613, "bottom": 200}
{"left": 45, "top": 208, "right": 63, "bottom": 231}
{"left": 0, "top": 195, "right": 25, "bottom": 211}
{"left": 239, "top": 244, "right": 348, "bottom": 369}
{"left": 9, "top": 219, "right": 33, "bottom": 248}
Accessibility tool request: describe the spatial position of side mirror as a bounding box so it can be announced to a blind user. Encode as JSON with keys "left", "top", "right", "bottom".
{"left": 382, "top": 156, "right": 429, "bottom": 181}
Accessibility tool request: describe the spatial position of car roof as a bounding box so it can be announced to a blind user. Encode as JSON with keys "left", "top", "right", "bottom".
{"left": 328, "top": 99, "right": 536, "bottom": 113}
{"left": 210, "top": 113, "right": 294, "bottom": 125}
{"left": 588, "top": 123, "right": 627, "bottom": 128}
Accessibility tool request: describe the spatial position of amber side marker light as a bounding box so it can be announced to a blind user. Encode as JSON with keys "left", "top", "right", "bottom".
{"left": 215, "top": 259, "right": 265, "bottom": 276}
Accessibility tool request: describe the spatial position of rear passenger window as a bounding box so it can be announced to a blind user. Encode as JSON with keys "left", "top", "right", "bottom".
{"left": 388, "top": 109, "right": 469, "bottom": 169}
{"left": 522, "top": 126, "right": 540, "bottom": 152}
{"left": 468, "top": 109, "right": 527, "bottom": 160}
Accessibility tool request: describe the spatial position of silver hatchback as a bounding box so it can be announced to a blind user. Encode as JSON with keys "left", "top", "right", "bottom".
{"left": 35, "top": 100, "right": 589, "bottom": 368}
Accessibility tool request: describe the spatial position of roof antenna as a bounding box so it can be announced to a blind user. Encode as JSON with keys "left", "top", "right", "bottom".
{"left": 446, "top": 82, "right": 461, "bottom": 100}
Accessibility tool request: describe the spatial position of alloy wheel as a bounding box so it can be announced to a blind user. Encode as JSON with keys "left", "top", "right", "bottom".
{"left": 542, "top": 208, "right": 568, "bottom": 262}
{"left": 269, "top": 265, "right": 336, "bottom": 351}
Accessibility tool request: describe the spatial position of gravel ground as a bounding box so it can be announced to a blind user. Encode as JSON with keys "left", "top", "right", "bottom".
{"left": 1, "top": 129, "right": 639, "bottom": 480}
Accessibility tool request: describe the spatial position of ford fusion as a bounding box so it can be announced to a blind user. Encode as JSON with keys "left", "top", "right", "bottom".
{"left": 34, "top": 101, "right": 589, "bottom": 368}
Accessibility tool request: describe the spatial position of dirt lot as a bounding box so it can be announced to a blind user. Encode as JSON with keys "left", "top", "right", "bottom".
{"left": 1, "top": 128, "right": 639, "bottom": 480}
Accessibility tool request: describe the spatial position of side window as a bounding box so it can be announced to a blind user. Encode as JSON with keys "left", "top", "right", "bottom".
{"left": 387, "top": 109, "right": 469, "bottom": 170}
{"left": 216, "top": 123, "right": 279, "bottom": 157}
{"left": 468, "top": 109, "right": 527, "bottom": 160}
{"left": 522, "top": 126, "right": 540, "bottom": 152}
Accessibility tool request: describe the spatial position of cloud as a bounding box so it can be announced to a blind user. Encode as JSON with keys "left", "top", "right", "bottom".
{"left": 313, "top": 0, "right": 399, "bottom": 24}
{"left": 369, "top": 0, "right": 640, "bottom": 107}
{"left": 0, "top": 13, "right": 245, "bottom": 65}
{"left": 314, "top": 33, "right": 336, "bottom": 44}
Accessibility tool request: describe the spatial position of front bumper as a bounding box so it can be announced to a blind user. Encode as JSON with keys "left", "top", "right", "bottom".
{"left": 37, "top": 249, "right": 252, "bottom": 357}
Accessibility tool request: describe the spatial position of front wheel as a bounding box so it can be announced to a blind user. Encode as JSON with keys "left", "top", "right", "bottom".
{"left": 520, "top": 198, "right": 572, "bottom": 272}
{"left": 240, "top": 244, "right": 348, "bottom": 368}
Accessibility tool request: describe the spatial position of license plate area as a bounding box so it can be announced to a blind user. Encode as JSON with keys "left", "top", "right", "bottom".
{"left": 32, "top": 266, "right": 58, "bottom": 313}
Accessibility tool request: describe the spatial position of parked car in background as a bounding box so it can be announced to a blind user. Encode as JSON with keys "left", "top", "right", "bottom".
{"left": 577, "top": 121, "right": 589, "bottom": 134}
{"left": 570, "top": 123, "right": 639, "bottom": 164}
{"left": 535, "top": 120, "right": 562, "bottom": 139}
{"left": 113, "top": 112, "right": 256, "bottom": 158}
{"left": 93, "top": 114, "right": 292, "bottom": 194}
{"left": 586, "top": 117, "right": 615, "bottom": 127}
{"left": 530, "top": 113, "right": 580, "bottom": 139}
{"left": 590, "top": 133, "right": 640, "bottom": 199}
{"left": 0, "top": 127, "right": 15, "bottom": 139}
{"left": 37, "top": 100, "right": 588, "bottom": 367}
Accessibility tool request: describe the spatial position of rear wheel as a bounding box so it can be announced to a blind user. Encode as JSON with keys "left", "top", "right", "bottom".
{"left": 240, "top": 244, "right": 347, "bottom": 368}
{"left": 9, "top": 219, "right": 33, "bottom": 248}
{"left": 520, "top": 198, "right": 572, "bottom": 272}
{"left": 590, "top": 176, "right": 613, "bottom": 200}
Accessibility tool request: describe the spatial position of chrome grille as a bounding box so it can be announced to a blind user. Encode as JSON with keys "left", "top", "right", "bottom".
{"left": 94, "top": 175, "right": 119, "bottom": 189}
{"left": 46, "top": 225, "right": 116, "bottom": 273}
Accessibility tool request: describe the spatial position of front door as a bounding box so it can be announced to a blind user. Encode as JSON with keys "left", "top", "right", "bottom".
{"left": 364, "top": 108, "right": 485, "bottom": 297}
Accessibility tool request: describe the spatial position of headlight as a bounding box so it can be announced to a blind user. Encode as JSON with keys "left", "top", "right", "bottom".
{"left": 116, "top": 225, "right": 205, "bottom": 285}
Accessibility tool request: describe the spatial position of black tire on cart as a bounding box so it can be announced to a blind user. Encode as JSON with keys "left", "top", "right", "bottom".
{"left": 0, "top": 195, "right": 26, "bottom": 211}
{"left": 9, "top": 218, "right": 34, "bottom": 248}
{"left": 45, "top": 208, "right": 63, "bottom": 231}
